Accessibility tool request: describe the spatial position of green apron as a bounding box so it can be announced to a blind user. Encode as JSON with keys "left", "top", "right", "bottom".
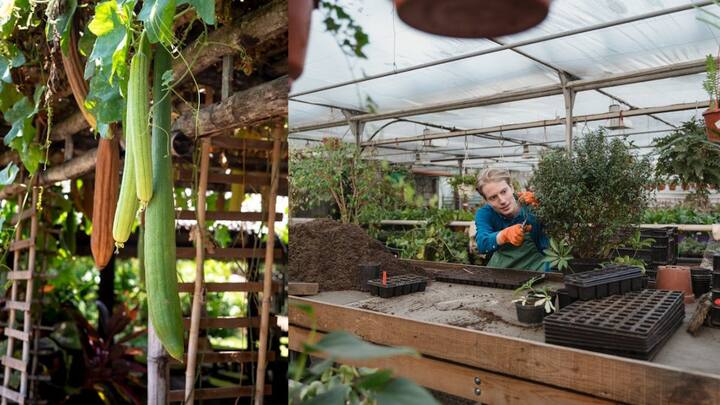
{"left": 487, "top": 233, "right": 546, "bottom": 271}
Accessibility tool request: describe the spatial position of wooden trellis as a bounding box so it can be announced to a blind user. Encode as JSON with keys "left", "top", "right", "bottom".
{"left": 0, "top": 183, "right": 38, "bottom": 404}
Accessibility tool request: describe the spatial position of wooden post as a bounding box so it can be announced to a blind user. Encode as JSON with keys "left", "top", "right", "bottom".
{"left": 147, "top": 323, "right": 169, "bottom": 405}
{"left": 185, "top": 138, "right": 211, "bottom": 403}
{"left": 254, "top": 125, "right": 283, "bottom": 405}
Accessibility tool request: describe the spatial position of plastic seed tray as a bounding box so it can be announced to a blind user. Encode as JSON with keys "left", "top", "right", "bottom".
{"left": 434, "top": 267, "right": 544, "bottom": 290}
{"left": 367, "top": 275, "right": 428, "bottom": 298}
{"left": 563, "top": 265, "right": 644, "bottom": 300}
{"left": 543, "top": 290, "right": 684, "bottom": 360}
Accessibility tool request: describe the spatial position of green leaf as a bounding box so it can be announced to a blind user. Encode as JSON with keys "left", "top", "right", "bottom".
{"left": 213, "top": 225, "right": 231, "bottom": 248}
{"left": 138, "top": 0, "right": 177, "bottom": 46}
{"left": 0, "top": 162, "right": 18, "bottom": 185}
{"left": 84, "top": 68, "right": 124, "bottom": 136}
{"left": 12, "top": 140, "right": 41, "bottom": 174}
{"left": 4, "top": 96, "right": 34, "bottom": 144}
{"left": 161, "top": 69, "right": 173, "bottom": 89}
{"left": 0, "top": 81, "right": 21, "bottom": 111}
{"left": 307, "top": 331, "right": 416, "bottom": 360}
{"left": 372, "top": 378, "right": 439, "bottom": 405}
{"left": 308, "top": 357, "right": 334, "bottom": 376}
{"left": 0, "top": 42, "right": 25, "bottom": 83}
{"left": 0, "top": 0, "right": 15, "bottom": 27}
{"left": 302, "top": 385, "right": 350, "bottom": 405}
{"left": 357, "top": 369, "right": 393, "bottom": 390}
{"left": 86, "top": 1, "right": 128, "bottom": 82}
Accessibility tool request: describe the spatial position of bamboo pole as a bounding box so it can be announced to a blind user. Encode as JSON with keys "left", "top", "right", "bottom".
{"left": 147, "top": 323, "right": 169, "bottom": 405}
{"left": 185, "top": 138, "right": 211, "bottom": 403}
{"left": 254, "top": 125, "right": 283, "bottom": 405}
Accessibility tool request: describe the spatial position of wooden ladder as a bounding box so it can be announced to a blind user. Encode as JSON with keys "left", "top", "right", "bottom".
{"left": 1, "top": 184, "right": 39, "bottom": 404}
{"left": 158, "top": 130, "right": 284, "bottom": 403}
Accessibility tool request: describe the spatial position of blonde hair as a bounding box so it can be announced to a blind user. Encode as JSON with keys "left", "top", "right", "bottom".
{"left": 476, "top": 168, "right": 511, "bottom": 198}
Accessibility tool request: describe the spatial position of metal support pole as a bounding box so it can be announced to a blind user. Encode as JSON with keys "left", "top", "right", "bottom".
{"left": 560, "top": 73, "right": 576, "bottom": 152}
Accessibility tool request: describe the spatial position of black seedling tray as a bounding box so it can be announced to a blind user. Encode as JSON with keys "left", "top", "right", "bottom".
{"left": 545, "top": 314, "right": 683, "bottom": 361}
{"left": 564, "top": 265, "right": 642, "bottom": 287}
{"left": 564, "top": 265, "right": 644, "bottom": 300}
{"left": 617, "top": 227, "right": 678, "bottom": 265}
{"left": 544, "top": 290, "right": 684, "bottom": 360}
{"left": 367, "top": 275, "right": 428, "bottom": 298}
{"left": 434, "top": 267, "right": 544, "bottom": 290}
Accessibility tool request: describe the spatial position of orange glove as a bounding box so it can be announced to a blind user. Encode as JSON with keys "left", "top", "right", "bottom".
{"left": 517, "top": 191, "right": 539, "bottom": 207}
{"left": 498, "top": 224, "right": 532, "bottom": 246}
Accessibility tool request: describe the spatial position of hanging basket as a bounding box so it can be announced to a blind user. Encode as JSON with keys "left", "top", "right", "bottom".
{"left": 457, "top": 184, "right": 475, "bottom": 201}
{"left": 395, "top": 0, "right": 552, "bottom": 38}
{"left": 702, "top": 105, "right": 720, "bottom": 143}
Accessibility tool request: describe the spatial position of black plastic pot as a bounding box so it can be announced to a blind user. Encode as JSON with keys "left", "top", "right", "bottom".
{"left": 692, "top": 277, "right": 712, "bottom": 298}
{"left": 713, "top": 272, "right": 720, "bottom": 289}
{"left": 710, "top": 304, "right": 720, "bottom": 328}
{"left": 515, "top": 301, "right": 547, "bottom": 324}
{"left": 568, "top": 258, "right": 606, "bottom": 273}
{"left": 557, "top": 288, "right": 576, "bottom": 309}
{"left": 358, "top": 263, "right": 380, "bottom": 292}
{"left": 714, "top": 254, "right": 720, "bottom": 272}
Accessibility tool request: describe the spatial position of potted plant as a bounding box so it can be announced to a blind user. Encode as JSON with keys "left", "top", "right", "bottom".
{"left": 512, "top": 276, "right": 555, "bottom": 324}
{"left": 702, "top": 54, "right": 720, "bottom": 142}
{"left": 529, "top": 130, "right": 653, "bottom": 271}
{"left": 654, "top": 118, "right": 720, "bottom": 208}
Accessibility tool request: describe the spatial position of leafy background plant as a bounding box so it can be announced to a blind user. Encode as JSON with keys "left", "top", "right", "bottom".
{"left": 529, "top": 130, "right": 653, "bottom": 259}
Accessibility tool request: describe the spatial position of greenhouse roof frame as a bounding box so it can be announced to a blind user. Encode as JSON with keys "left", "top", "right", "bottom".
{"left": 289, "top": 0, "right": 720, "bottom": 171}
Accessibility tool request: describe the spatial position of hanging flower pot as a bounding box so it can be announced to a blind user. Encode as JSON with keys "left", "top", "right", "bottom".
{"left": 289, "top": 0, "right": 315, "bottom": 81}
{"left": 394, "top": 0, "right": 552, "bottom": 38}
{"left": 703, "top": 104, "right": 720, "bottom": 143}
{"left": 457, "top": 184, "right": 475, "bottom": 202}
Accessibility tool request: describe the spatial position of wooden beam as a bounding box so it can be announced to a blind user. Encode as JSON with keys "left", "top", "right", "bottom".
{"left": 172, "top": 77, "right": 288, "bottom": 137}
{"left": 168, "top": 385, "right": 272, "bottom": 401}
{"left": 290, "top": 326, "right": 613, "bottom": 405}
{"left": 211, "top": 136, "right": 288, "bottom": 152}
{"left": 176, "top": 247, "right": 284, "bottom": 260}
{"left": 177, "top": 282, "right": 282, "bottom": 293}
{"left": 289, "top": 297, "right": 720, "bottom": 404}
{"left": 175, "top": 210, "right": 284, "bottom": 222}
{"left": 288, "top": 282, "right": 318, "bottom": 296}
{"left": 169, "top": 350, "right": 276, "bottom": 365}
{"left": 182, "top": 316, "right": 274, "bottom": 329}
{"left": 172, "top": 0, "right": 286, "bottom": 83}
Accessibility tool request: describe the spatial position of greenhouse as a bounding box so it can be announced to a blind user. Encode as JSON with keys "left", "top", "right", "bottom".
{"left": 0, "top": 0, "right": 288, "bottom": 404}
{"left": 288, "top": 1, "right": 720, "bottom": 404}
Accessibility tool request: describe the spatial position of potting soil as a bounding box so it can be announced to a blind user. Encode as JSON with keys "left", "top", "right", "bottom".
{"left": 288, "top": 219, "right": 426, "bottom": 291}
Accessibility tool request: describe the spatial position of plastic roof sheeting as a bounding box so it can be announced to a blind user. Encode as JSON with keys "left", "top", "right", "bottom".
{"left": 289, "top": 0, "right": 720, "bottom": 168}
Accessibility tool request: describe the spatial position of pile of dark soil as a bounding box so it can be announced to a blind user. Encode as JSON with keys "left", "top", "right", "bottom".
{"left": 289, "top": 219, "right": 426, "bottom": 291}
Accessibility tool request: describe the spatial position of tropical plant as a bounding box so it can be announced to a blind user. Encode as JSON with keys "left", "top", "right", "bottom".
{"left": 542, "top": 237, "right": 573, "bottom": 273}
{"left": 512, "top": 276, "right": 555, "bottom": 314}
{"left": 642, "top": 205, "right": 720, "bottom": 224}
{"left": 653, "top": 118, "right": 720, "bottom": 206}
{"left": 289, "top": 304, "right": 438, "bottom": 405}
{"left": 529, "top": 130, "right": 653, "bottom": 259}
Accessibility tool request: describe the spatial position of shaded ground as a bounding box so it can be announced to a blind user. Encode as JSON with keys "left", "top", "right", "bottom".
{"left": 288, "top": 219, "right": 426, "bottom": 291}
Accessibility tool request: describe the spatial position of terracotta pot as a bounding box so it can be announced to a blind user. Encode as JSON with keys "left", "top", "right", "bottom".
{"left": 681, "top": 183, "right": 689, "bottom": 191}
{"left": 289, "top": 0, "right": 314, "bottom": 81}
{"left": 395, "top": 0, "right": 552, "bottom": 38}
{"left": 668, "top": 183, "right": 677, "bottom": 191}
{"left": 703, "top": 105, "right": 720, "bottom": 142}
{"left": 656, "top": 265, "right": 695, "bottom": 304}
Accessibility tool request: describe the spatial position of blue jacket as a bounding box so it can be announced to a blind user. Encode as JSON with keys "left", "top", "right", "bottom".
{"left": 474, "top": 204, "right": 549, "bottom": 254}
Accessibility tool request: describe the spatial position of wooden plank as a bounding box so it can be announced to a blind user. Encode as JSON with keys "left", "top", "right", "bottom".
{"left": 175, "top": 210, "right": 284, "bottom": 222}
{"left": 1, "top": 387, "right": 23, "bottom": 403}
{"left": 176, "top": 247, "right": 284, "bottom": 260}
{"left": 175, "top": 168, "right": 287, "bottom": 187}
{"left": 182, "top": 316, "right": 273, "bottom": 329}
{"left": 289, "top": 297, "right": 720, "bottom": 404}
{"left": 169, "top": 350, "right": 276, "bottom": 365}
{"left": 177, "top": 282, "right": 282, "bottom": 293}
{"left": 211, "top": 136, "right": 288, "bottom": 152}
{"left": 9, "top": 209, "right": 33, "bottom": 226}
{"left": 9, "top": 239, "right": 33, "bottom": 252}
{"left": 290, "top": 326, "right": 612, "bottom": 405}
{"left": 4, "top": 328, "right": 29, "bottom": 342}
{"left": 2, "top": 356, "right": 26, "bottom": 372}
{"left": 288, "top": 282, "right": 318, "bottom": 296}
{"left": 6, "top": 271, "right": 31, "bottom": 280}
{"left": 168, "top": 385, "right": 271, "bottom": 401}
{"left": 5, "top": 301, "right": 30, "bottom": 312}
